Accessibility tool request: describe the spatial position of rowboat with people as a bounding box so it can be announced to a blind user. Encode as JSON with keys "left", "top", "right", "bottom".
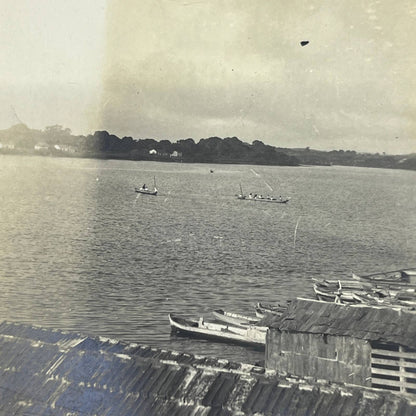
{"left": 236, "top": 184, "right": 290, "bottom": 203}
{"left": 244, "top": 194, "right": 290, "bottom": 203}
{"left": 135, "top": 177, "right": 158, "bottom": 196}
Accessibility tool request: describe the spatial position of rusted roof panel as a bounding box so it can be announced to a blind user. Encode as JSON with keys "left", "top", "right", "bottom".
{"left": 261, "top": 298, "right": 416, "bottom": 348}
{"left": 0, "top": 321, "right": 415, "bottom": 415}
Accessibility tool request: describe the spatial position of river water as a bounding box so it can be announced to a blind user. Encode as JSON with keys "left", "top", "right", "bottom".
{"left": 0, "top": 155, "right": 415, "bottom": 363}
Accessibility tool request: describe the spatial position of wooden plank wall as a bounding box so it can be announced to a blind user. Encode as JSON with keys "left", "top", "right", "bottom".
{"left": 266, "top": 330, "right": 372, "bottom": 386}
{"left": 371, "top": 342, "right": 416, "bottom": 394}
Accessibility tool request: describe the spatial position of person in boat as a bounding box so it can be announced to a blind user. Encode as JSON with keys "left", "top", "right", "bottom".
{"left": 142, "top": 184, "right": 147, "bottom": 190}
{"left": 279, "top": 195, "right": 282, "bottom": 201}
{"left": 249, "top": 193, "right": 253, "bottom": 199}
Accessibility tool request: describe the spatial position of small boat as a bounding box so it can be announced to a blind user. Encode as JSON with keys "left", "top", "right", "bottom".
{"left": 312, "top": 278, "right": 378, "bottom": 295}
{"left": 247, "top": 195, "right": 290, "bottom": 204}
{"left": 237, "top": 184, "right": 246, "bottom": 200}
{"left": 255, "top": 302, "right": 288, "bottom": 319}
{"left": 311, "top": 278, "right": 368, "bottom": 290}
{"left": 237, "top": 185, "right": 290, "bottom": 203}
{"left": 312, "top": 280, "right": 399, "bottom": 304}
{"left": 168, "top": 314, "right": 266, "bottom": 348}
{"left": 352, "top": 268, "right": 416, "bottom": 286}
{"left": 135, "top": 176, "right": 158, "bottom": 196}
{"left": 238, "top": 194, "right": 290, "bottom": 203}
{"left": 313, "top": 284, "right": 360, "bottom": 304}
{"left": 351, "top": 291, "right": 416, "bottom": 308}
{"left": 212, "top": 309, "right": 259, "bottom": 327}
{"left": 135, "top": 187, "right": 158, "bottom": 195}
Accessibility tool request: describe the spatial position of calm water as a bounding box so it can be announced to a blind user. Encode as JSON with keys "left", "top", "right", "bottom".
{"left": 0, "top": 155, "right": 415, "bottom": 363}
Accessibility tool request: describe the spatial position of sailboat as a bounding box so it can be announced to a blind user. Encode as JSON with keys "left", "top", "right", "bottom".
{"left": 237, "top": 184, "right": 246, "bottom": 200}
{"left": 135, "top": 177, "right": 158, "bottom": 196}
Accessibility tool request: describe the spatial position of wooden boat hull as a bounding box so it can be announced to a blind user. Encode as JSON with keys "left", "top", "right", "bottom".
{"left": 135, "top": 188, "right": 157, "bottom": 196}
{"left": 212, "top": 309, "right": 258, "bottom": 327}
{"left": 313, "top": 279, "right": 416, "bottom": 308}
{"left": 351, "top": 292, "right": 416, "bottom": 308}
{"left": 168, "top": 314, "right": 266, "bottom": 348}
{"left": 255, "top": 302, "right": 287, "bottom": 318}
{"left": 311, "top": 278, "right": 369, "bottom": 290}
{"left": 313, "top": 284, "right": 360, "bottom": 304}
{"left": 352, "top": 270, "right": 416, "bottom": 289}
{"left": 237, "top": 184, "right": 289, "bottom": 203}
{"left": 238, "top": 197, "right": 289, "bottom": 203}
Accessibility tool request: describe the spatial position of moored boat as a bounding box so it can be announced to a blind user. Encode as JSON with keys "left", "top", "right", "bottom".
{"left": 313, "top": 283, "right": 360, "bottom": 304}
{"left": 312, "top": 277, "right": 416, "bottom": 306}
{"left": 255, "top": 302, "right": 288, "bottom": 319}
{"left": 311, "top": 278, "right": 369, "bottom": 290}
{"left": 352, "top": 268, "right": 416, "bottom": 286}
{"left": 212, "top": 309, "right": 259, "bottom": 327}
{"left": 168, "top": 314, "right": 266, "bottom": 348}
{"left": 352, "top": 291, "right": 416, "bottom": 308}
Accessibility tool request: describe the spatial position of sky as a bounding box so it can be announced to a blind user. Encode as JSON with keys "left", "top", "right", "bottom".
{"left": 1, "top": 0, "right": 416, "bottom": 154}
{"left": 0, "top": 1, "right": 107, "bottom": 135}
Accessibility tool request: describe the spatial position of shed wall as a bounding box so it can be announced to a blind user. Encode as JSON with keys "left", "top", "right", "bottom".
{"left": 266, "top": 330, "right": 372, "bottom": 386}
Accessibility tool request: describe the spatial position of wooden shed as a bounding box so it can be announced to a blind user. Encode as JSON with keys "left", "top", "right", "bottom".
{"left": 262, "top": 298, "right": 416, "bottom": 395}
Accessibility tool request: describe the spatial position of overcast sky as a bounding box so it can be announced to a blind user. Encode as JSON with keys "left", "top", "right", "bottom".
{"left": 0, "top": 1, "right": 106, "bottom": 136}
{"left": 1, "top": 1, "right": 415, "bottom": 154}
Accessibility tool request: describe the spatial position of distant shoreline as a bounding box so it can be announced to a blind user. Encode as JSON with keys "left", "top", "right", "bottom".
{"left": 2, "top": 151, "right": 416, "bottom": 173}
{"left": 1, "top": 123, "right": 415, "bottom": 171}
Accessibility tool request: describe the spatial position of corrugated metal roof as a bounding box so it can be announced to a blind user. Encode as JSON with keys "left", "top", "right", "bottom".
{"left": 260, "top": 298, "right": 416, "bottom": 348}
{"left": 0, "top": 321, "right": 415, "bottom": 415}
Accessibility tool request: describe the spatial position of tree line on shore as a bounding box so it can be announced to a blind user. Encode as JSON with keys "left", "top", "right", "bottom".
{"left": 1, "top": 123, "right": 415, "bottom": 170}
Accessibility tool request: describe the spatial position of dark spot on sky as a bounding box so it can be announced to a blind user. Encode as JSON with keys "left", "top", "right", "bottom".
{"left": 300, "top": 41, "right": 309, "bottom": 46}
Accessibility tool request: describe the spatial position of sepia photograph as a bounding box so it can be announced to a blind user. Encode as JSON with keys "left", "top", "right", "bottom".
{"left": 0, "top": 0, "right": 415, "bottom": 414}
